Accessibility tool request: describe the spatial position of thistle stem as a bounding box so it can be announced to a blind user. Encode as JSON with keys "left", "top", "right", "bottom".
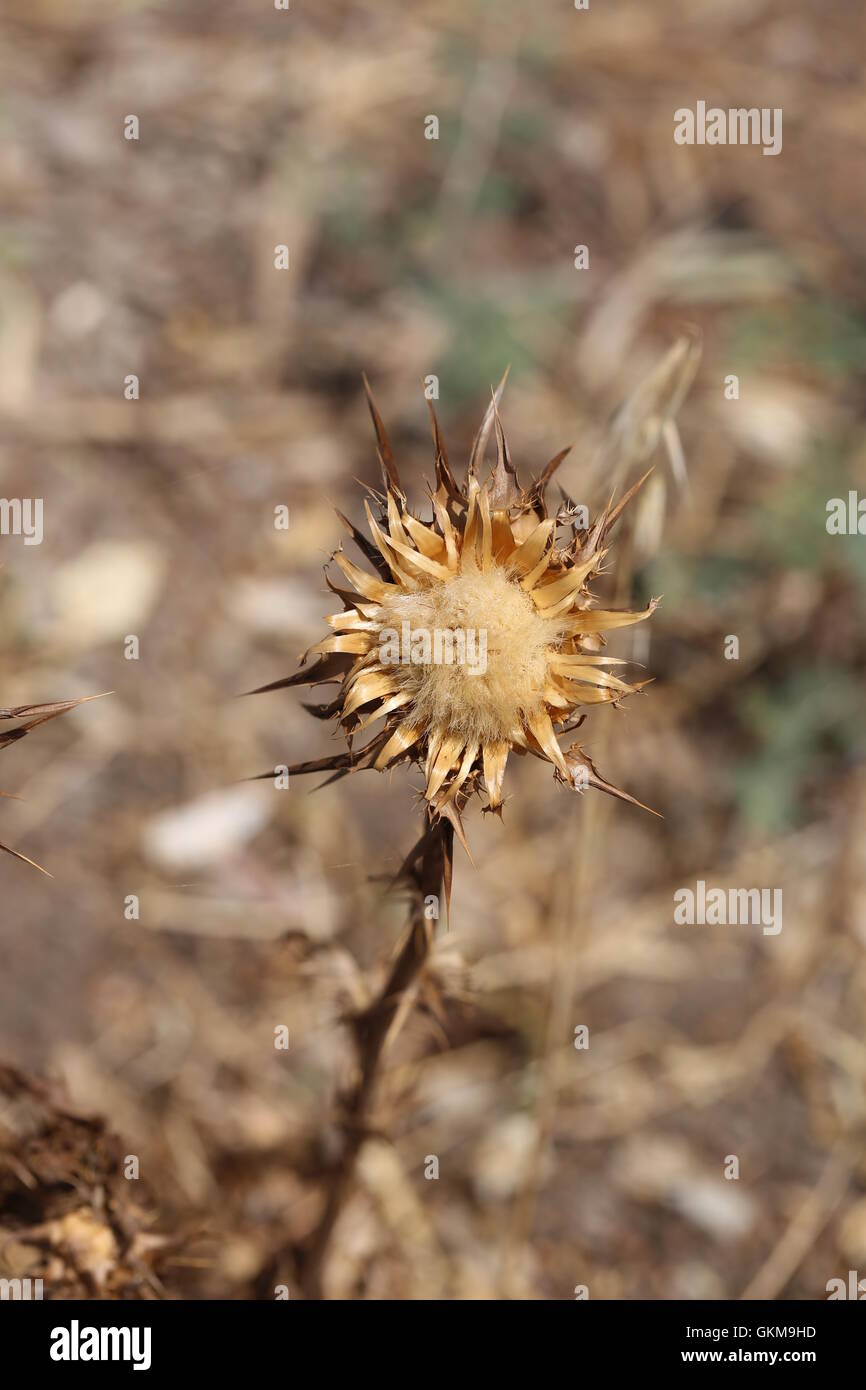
{"left": 298, "top": 813, "right": 446, "bottom": 1298}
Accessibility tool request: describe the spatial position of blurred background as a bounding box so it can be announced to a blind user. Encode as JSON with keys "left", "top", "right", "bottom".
{"left": 1, "top": 0, "right": 865, "bottom": 1299}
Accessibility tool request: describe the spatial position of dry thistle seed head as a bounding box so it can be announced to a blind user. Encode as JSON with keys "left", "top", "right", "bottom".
{"left": 265, "top": 375, "right": 661, "bottom": 850}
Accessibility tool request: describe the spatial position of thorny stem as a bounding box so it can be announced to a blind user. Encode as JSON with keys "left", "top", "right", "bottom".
{"left": 296, "top": 812, "right": 447, "bottom": 1299}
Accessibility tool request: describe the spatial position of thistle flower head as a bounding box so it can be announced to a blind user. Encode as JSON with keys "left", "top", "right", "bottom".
{"left": 265, "top": 375, "right": 660, "bottom": 847}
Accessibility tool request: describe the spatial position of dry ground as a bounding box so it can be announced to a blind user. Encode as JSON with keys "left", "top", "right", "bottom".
{"left": 1, "top": 0, "right": 865, "bottom": 1299}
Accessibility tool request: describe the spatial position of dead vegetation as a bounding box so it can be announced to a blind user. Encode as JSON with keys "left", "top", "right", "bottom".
{"left": 1, "top": 0, "right": 865, "bottom": 1299}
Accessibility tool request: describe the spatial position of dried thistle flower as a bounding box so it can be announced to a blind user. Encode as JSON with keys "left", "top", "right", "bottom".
{"left": 260, "top": 370, "right": 692, "bottom": 1293}
{"left": 258, "top": 374, "right": 660, "bottom": 857}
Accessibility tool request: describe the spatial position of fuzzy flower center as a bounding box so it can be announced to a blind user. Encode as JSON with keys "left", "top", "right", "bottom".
{"left": 376, "top": 567, "right": 559, "bottom": 745}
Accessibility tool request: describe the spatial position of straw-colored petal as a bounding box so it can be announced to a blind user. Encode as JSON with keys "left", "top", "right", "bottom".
{"left": 403, "top": 514, "right": 446, "bottom": 559}
{"left": 554, "top": 653, "right": 629, "bottom": 666}
{"left": 564, "top": 598, "right": 659, "bottom": 634}
{"left": 325, "top": 610, "right": 378, "bottom": 632}
{"left": 443, "top": 739, "right": 480, "bottom": 801}
{"left": 543, "top": 683, "right": 573, "bottom": 710}
{"left": 367, "top": 500, "right": 453, "bottom": 582}
{"left": 548, "top": 658, "right": 635, "bottom": 693}
{"left": 374, "top": 720, "right": 425, "bottom": 769}
{"left": 510, "top": 518, "right": 555, "bottom": 577}
{"left": 363, "top": 503, "right": 420, "bottom": 586}
{"left": 308, "top": 633, "right": 374, "bottom": 657}
{"left": 461, "top": 479, "right": 481, "bottom": 570}
{"left": 357, "top": 689, "right": 413, "bottom": 730}
{"left": 342, "top": 670, "right": 401, "bottom": 717}
{"left": 431, "top": 495, "right": 459, "bottom": 570}
{"left": 491, "top": 512, "right": 515, "bottom": 561}
{"left": 482, "top": 741, "right": 509, "bottom": 808}
{"left": 387, "top": 533, "right": 453, "bottom": 582}
{"left": 424, "top": 729, "right": 444, "bottom": 782}
{"left": 334, "top": 551, "right": 393, "bottom": 602}
{"left": 526, "top": 709, "right": 569, "bottom": 776}
{"left": 561, "top": 683, "right": 618, "bottom": 705}
{"left": 478, "top": 486, "right": 493, "bottom": 572}
{"left": 529, "top": 549, "right": 607, "bottom": 607}
{"left": 386, "top": 491, "right": 410, "bottom": 548}
{"left": 426, "top": 733, "right": 466, "bottom": 801}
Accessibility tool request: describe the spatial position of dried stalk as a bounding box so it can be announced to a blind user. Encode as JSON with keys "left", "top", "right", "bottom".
{"left": 296, "top": 812, "right": 448, "bottom": 1299}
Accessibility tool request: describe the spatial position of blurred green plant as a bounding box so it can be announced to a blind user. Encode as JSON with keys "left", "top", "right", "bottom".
{"left": 732, "top": 298, "right": 866, "bottom": 382}
{"left": 732, "top": 667, "right": 866, "bottom": 832}
{"left": 426, "top": 279, "right": 564, "bottom": 405}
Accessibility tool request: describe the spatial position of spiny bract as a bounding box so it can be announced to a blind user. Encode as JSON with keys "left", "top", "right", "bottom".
{"left": 1, "top": 697, "right": 98, "bottom": 873}
{"left": 263, "top": 376, "right": 660, "bottom": 850}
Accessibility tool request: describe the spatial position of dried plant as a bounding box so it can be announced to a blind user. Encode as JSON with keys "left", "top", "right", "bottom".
{"left": 0, "top": 1063, "right": 182, "bottom": 1299}
{"left": 257, "top": 372, "right": 660, "bottom": 862}
{"left": 255, "top": 371, "right": 674, "bottom": 1295}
